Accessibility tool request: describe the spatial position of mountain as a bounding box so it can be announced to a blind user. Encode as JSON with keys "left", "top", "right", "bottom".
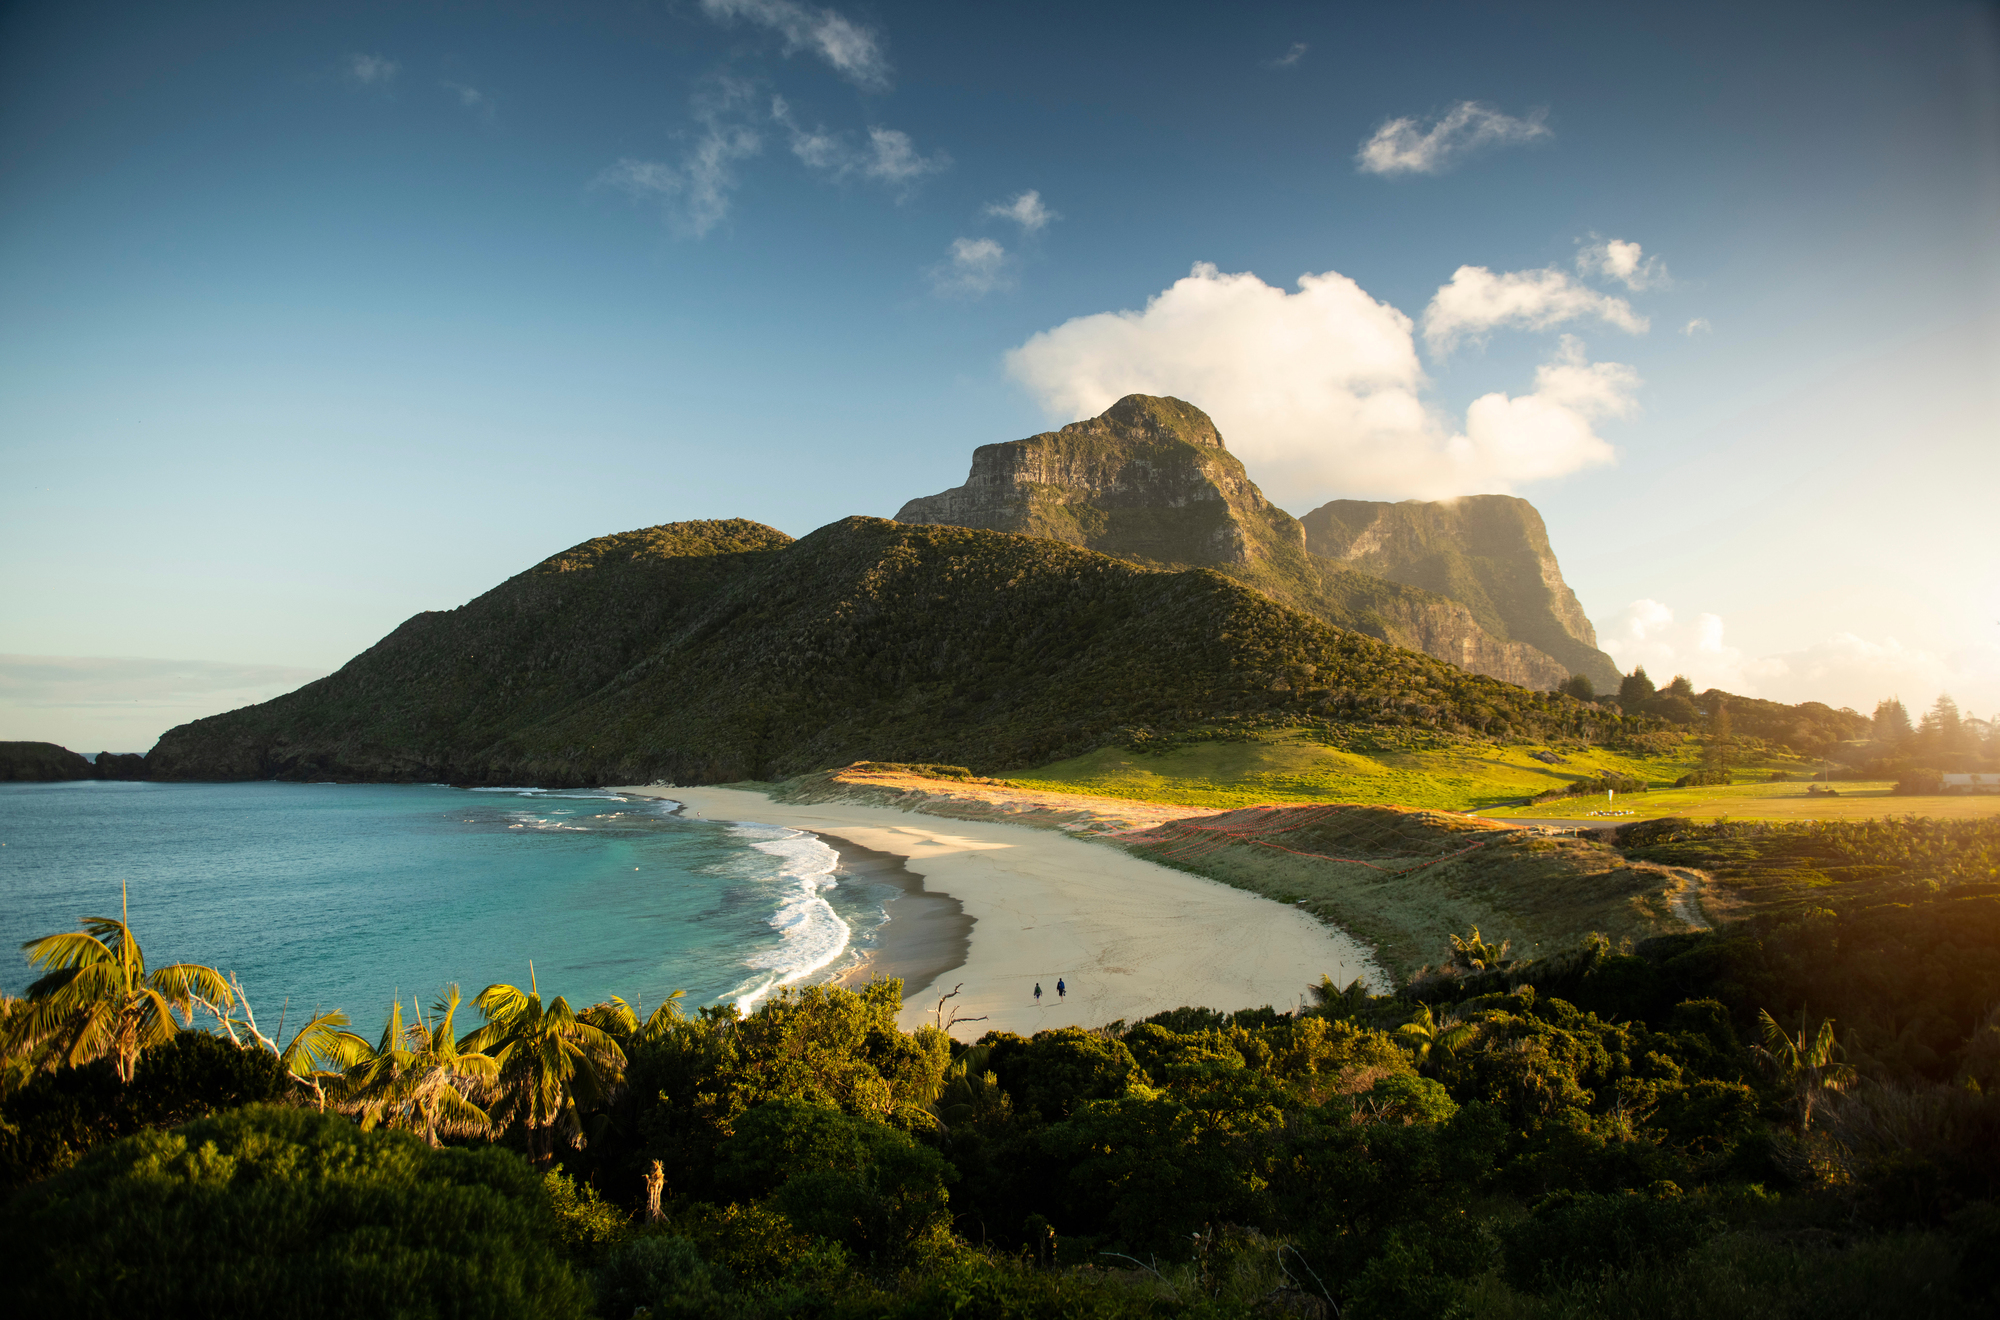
{"left": 147, "top": 517, "right": 1624, "bottom": 785}
{"left": 1299, "top": 497, "right": 1622, "bottom": 692}
{"left": 894, "top": 395, "right": 1616, "bottom": 690}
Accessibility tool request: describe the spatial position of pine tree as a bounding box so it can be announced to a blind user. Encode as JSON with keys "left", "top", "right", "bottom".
{"left": 1872, "top": 698, "right": 1913, "bottom": 745}
{"left": 1618, "top": 666, "right": 1656, "bottom": 708}
{"left": 1706, "top": 697, "right": 1733, "bottom": 771}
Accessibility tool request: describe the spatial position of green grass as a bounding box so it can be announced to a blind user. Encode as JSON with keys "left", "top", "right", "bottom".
{"left": 1009, "top": 727, "right": 1708, "bottom": 811}
{"left": 1488, "top": 779, "right": 2000, "bottom": 823}
{"left": 1010, "top": 730, "right": 2000, "bottom": 825}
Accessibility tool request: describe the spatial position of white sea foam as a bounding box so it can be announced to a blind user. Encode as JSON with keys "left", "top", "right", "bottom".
{"left": 725, "top": 823, "right": 849, "bottom": 1014}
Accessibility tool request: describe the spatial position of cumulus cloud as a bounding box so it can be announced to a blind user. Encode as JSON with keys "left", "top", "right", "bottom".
{"left": 1356, "top": 101, "right": 1549, "bottom": 176}
{"left": 1594, "top": 603, "right": 2000, "bottom": 714}
{"left": 770, "top": 98, "right": 947, "bottom": 193}
{"left": 1268, "top": 42, "right": 1308, "bottom": 68}
{"left": 1421, "top": 265, "right": 1648, "bottom": 354}
{"left": 348, "top": 53, "right": 399, "bottom": 86}
{"left": 1684, "top": 317, "right": 1712, "bottom": 336}
{"left": 1005, "top": 262, "right": 1637, "bottom": 503}
{"left": 699, "top": 0, "right": 890, "bottom": 89}
{"left": 1577, "top": 236, "right": 1667, "bottom": 290}
{"left": 1597, "top": 601, "right": 1789, "bottom": 697}
{"left": 932, "top": 237, "right": 1009, "bottom": 296}
{"left": 984, "top": 190, "right": 1056, "bottom": 233}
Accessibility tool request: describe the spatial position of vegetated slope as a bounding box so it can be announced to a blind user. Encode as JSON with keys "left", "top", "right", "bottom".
{"left": 895, "top": 394, "right": 1588, "bottom": 689}
{"left": 1300, "top": 494, "right": 1623, "bottom": 691}
{"left": 146, "top": 520, "right": 795, "bottom": 780}
{"left": 149, "top": 517, "right": 1629, "bottom": 786}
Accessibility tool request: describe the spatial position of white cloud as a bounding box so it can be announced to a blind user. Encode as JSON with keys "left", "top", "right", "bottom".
{"left": 1577, "top": 236, "right": 1667, "bottom": 290}
{"left": 699, "top": 0, "right": 891, "bottom": 90}
{"left": 1684, "top": 317, "right": 1713, "bottom": 336}
{"left": 442, "top": 81, "right": 495, "bottom": 118}
{"left": 861, "top": 126, "right": 947, "bottom": 185}
{"left": 932, "top": 237, "right": 1009, "bottom": 297}
{"left": 1596, "top": 603, "right": 2000, "bottom": 714}
{"left": 596, "top": 80, "right": 762, "bottom": 236}
{"left": 1356, "top": 101, "right": 1550, "bottom": 176}
{"left": 984, "top": 190, "right": 1056, "bottom": 233}
{"left": 1268, "top": 42, "right": 1308, "bottom": 68}
{"left": 770, "top": 98, "right": 947, "bottom": 194}
{"left": 1421, "top": 265, "right": 1649, "bottom": 354}
{"left": 1005, "top": 262, "right": 1638, "bottom": 503}
{"left": 348, "top": 53, "right": 399, "bottom": 86}
{"left": 1598, "top": 601, "right": 1790, "bottom": 697}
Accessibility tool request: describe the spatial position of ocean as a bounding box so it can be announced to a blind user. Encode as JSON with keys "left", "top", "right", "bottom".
{"left": 0, "top": 780, "right": 893, "bottom": 1039}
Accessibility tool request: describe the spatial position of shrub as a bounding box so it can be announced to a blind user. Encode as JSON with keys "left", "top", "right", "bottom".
{"left": 1498, "top": 1184, "right": 1720, "bottom": 1292}
{"left": 1674, "top": 769, "right": 1733, "bottom": 788}
{"left": 0, "top": 1104, "right": 590, "bottom": 1316}
{"left": 1897, "top": 768, "right": 1944, "bottom": 795}
{"left": 0, "top": 1030, "right": 290, "bottom": 1190}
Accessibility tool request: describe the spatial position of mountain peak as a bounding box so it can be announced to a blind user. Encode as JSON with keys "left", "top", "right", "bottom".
{"left": 895, "top": 394, "right": 1283, "bottom": 567}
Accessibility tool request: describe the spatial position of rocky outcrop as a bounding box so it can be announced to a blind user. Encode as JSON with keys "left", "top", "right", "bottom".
{"left": 897, "top": 395, "right": 1576, "bottom": 690}
{"left": 95, "top": 752, "right": 149, "bottom": 779}
{"left": 896, "top": 395, "right": 1305, "bottom": 569}
{"left": 0, "top": 741, "right": 97, "bottom": 781}
{"left": 1301, "top": 497, "right": 1622, "bottom": 692}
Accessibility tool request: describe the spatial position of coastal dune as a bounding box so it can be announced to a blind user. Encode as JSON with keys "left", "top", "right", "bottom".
{"left": 621, "top": 784, "right": 1383, "bottom": 1037}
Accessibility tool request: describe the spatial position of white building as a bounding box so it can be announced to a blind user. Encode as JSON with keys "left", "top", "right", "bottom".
{"left": 1941, "top": 772, "right": 2000, "bottom": 793}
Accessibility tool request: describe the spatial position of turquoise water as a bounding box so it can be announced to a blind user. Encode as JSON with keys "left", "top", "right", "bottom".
{"left": 0, "top": 781, "right": 890, "bottom": 1039}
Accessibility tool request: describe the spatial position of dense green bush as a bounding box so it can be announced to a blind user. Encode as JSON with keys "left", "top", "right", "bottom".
{"left": 0, "top": 1028, "right": 289, "bottom": 1190}
{"left": 1499, "top": 1185, "right": 1720, "bottom": 1292}
{"left": 0, "top": 1104, "right": 589, "bottom": 1317}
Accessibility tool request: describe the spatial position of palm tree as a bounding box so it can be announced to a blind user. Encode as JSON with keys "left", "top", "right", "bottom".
{"left": 1755, "top": 1008, "right": 1856, "bottom": 1131}
{"left": 342, "top": 985, "right": 498, "bottom": 1146}
{"left": 1395, "top": 1004, "right": 1479, "bottom": 1073}
{"left": 462, "top": 964, "right": 627, "bottom": 1167}
{"left": 7, "top": 885, "right": 234, "bottom": 1082}
{"left": 1448, "top": 929, "right": 1512, "bottom": 973}
{"left": 200, "top": 973, "right": 373, "bottom": 1110}
{"left": 578, "top": 989, "right": 687, "bottom": 1048}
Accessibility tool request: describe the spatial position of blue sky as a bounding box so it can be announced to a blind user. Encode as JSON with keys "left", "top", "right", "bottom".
{"left": 3, "top": 0, "right": 1995, "bottom": 749}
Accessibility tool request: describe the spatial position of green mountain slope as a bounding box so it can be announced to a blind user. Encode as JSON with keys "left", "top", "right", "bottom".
{"left": 1300, "top": 495, "right": 1622, "bottom": 691}
{"left": 148, "top": 517, "right": 1630, "bottom": 786}
{"left": 895, "top": 395, "right": 1593, "bottom": 690}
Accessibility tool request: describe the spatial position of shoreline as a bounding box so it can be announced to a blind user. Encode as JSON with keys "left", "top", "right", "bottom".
{"left": 619, "top": 782, "right": 1382, "bottom": 1038}
{"left": 817, "top": 833, "right": 972, "bottom": 1005}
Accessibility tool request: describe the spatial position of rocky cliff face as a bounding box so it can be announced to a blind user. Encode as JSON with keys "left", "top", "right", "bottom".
{"left": 1300, "top": 497, "right": 1622, "bottom": 691}
{"left": 896, "top": 395, "right": 1306, "bottom": 569}
{"left": 897, "top": 396, "right": 1579, "bottom": 690}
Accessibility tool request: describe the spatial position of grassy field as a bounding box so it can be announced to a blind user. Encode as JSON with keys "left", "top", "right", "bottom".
{"left": 1485, "top": 779, "right": 2000, "bottom": 823}
{"left": 1010, "top": 728, "right": 2000, "bottom": 823}
{"left": 1009, "top": 728, "right": 1705, "bottom": 812}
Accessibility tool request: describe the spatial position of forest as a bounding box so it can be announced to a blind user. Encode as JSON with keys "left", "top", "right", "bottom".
{"left": 3, "top": 816, "right": 1998, "bottom": 1318}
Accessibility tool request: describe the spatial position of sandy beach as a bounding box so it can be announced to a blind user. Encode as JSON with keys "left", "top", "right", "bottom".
{"left": 617, "top": 783, "right": 1383, "bottom": 1038}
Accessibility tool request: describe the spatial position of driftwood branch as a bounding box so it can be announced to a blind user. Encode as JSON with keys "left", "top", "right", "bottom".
{"left": 932, "top": 983, "right": 989, "bottom": 1033}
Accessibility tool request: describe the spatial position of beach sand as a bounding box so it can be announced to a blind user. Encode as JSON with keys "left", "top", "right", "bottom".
{"left": 618, "top": 784, "right": 1383, "bottom": 1039}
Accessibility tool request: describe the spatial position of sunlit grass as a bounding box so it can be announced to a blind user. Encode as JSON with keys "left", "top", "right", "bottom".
{"left": 1007, "top": 728, "right": 1705, "bottom": 812}
{"left": 1008, "top": 730, "right": 2000, "bottom": 823}
{"left": 1488, "top": 779, "right": 2000, "bottom": 822}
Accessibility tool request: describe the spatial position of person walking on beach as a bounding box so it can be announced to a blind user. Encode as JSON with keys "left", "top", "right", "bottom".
{"left": 1057, "top": 978, "right": 1066, "bottom": 1000}
{"left": 1034, "top": 982, "right": 1042, "bottom": 1003}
